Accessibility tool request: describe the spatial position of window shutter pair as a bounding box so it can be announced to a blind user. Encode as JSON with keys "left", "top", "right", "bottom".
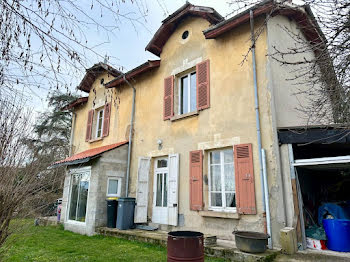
{"left": 163, "top": 60, "right": 210, "bottom": 120}
{"left": 189, "top": 143, "right": 256, "bottom": 214}
{"left": 85, "top": 103, "right": 111, "bottom": 141}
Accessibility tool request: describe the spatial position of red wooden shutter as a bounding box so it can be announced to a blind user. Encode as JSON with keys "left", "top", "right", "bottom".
{"left": 85, "top": 109, "right": 94, "bottom": 142}
{"left": 234, "top": 143, "right": 257, "bottom": 214}
{"left": 196, "top": 60, "right": 210, "bottom": 110}
{"left": 102, "top": 103, "right": 111, "bottom": 137}
{"left": 163, "top": 75, "right": 174, "bottom": 120}
{"left": 189, "top": 150, "right": 203, "bottom": 211}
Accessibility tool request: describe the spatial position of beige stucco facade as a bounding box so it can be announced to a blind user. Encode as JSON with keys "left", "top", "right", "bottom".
{"left": 66, "top": 9, "right": 325, "bottom": 247}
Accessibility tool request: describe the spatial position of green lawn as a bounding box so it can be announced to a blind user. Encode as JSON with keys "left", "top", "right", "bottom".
{"left": 0, "top": 221, "right": 226, "bottom": 262}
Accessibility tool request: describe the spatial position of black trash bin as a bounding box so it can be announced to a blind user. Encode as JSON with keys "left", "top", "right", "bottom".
{"left": 116, "top": 197, "right": 135, "bottom": 230}
{"left": 106, "top": 197, "right": 118, "bottom": 228}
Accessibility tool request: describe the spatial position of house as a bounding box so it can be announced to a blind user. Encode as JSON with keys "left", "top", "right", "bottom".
{"left": 53, "top": 1, "right": 350, "bottom": 252}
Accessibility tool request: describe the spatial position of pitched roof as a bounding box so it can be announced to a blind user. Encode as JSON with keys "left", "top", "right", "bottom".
{"left": 104, "top": 60, "right": 160, "bottom": 88}
{"left": 145, "top": 2, "right": 223, "bottom": 57}
{"left": 51, "top": 141, "right": 128, "bottom": 167}
{"left": 62, "top": 96, "right": 88, "bottom": 111}
{"left": 78, "top": 63, "right": 122, "bottom": 93}
{"left": 204, "top": 0, "right": 324, "bottom": 46}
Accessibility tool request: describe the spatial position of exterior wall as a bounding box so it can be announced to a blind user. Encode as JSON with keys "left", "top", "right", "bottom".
{"left": 266, "top": 15, "right": 331, "bottom": 128}
{"left": 71, "top": 72, "right": 122, "bottom": 154}
{"left": 65, "top": 14, "right": 329, "bottom": 246}
{"left": 61, "top": 144, "right": 128, "bottom": 235}
{"left": 123, "top": 16, "right": 284, "bottom": 242}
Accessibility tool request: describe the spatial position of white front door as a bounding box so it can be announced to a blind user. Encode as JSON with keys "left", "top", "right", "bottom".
{"left": 152, "top": 158, "right": 168, "bottom": 225}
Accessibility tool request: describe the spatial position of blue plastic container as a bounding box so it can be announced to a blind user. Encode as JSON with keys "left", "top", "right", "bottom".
{"left": 323, "top": 219, "right": 350, "bottom": 252}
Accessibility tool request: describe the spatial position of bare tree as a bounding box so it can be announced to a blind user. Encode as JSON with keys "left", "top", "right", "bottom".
{"left": 228, "top": 0, "right": 350, "bottom": 126}
{"left": 0, "top": 0, "right": 148, "bottom": 98}
{"left": 0, "top": 95, "right": 63, "bottom": 247}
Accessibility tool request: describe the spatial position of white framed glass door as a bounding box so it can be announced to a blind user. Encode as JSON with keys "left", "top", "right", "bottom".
{"left": 68, "top": 169, "right": 90, "bottom": 223}
{"left": 152, "top": 158, "right": 168, "bottom": 225}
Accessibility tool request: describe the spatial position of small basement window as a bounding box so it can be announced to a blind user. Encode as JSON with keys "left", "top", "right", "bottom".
{"left": 107, "top": 177, "right": 121, "bottom": 197}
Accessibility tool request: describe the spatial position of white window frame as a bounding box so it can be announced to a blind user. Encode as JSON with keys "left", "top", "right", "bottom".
{"left": 178, "top": 71, "right": 196, "bottom": 115}
{"left": 95, "top": 108, "right": 104, "bottom": 138}
{"left": 106, "top": 177, "right": 122, "bottom": 197}
{"left": 67, "top": 166, "right": 91, "bottom": 225}
{"left": 208, "top": 149, "right": 236, "bottom": 213}
{"left": 153, "top": 157, "right": 168, "bottom": 208}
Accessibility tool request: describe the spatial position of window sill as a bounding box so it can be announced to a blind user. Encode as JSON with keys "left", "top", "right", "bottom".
{"left": 89, "top": 137, "right": 103, "bottom": 143}
{"left": 199, "top": 210, "right": 240, "bottom": 219}
{"left": 170, "top": 111, "right": 198, "bottom": 122}
{"left": 66, "top": 219, "right": 86, "bottom": 225}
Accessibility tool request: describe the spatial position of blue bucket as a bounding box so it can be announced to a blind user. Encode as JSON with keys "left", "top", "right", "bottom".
{"left": 323, "top": 219, "right": 350, "bottom": 252}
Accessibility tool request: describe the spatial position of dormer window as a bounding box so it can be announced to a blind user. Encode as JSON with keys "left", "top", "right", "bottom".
{"left": 85, "top": 103, "right": 111, "bottom": 142}
{"left": 95, "top": 108, "right": 104, "bottom": 138}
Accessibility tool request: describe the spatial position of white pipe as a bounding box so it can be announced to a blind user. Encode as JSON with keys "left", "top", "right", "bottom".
{"left": 262, "top": 149, "right": 272, "bottom": 249}
{"left": 69, "top": 112, "right": 76, "bottom": 156}
{"left": 124, "top": 75, "right": 136, "bottom": 197}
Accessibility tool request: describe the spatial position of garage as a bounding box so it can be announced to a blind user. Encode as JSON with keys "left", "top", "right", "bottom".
{"left": 279, "top": 127, "right": 350, "bottom": 255}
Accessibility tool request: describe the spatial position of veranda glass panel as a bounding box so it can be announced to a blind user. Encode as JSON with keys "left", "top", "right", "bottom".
{"left": 69, "top": 175, "right": 79, "bottom": 220}
{"left": 69, "top": 172, "right": 89, "bottom": 222}
{"left": 76, "top": 174, "right": 89, "bottom": 222}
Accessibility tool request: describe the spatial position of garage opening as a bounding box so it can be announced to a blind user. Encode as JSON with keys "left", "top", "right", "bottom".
{"left": 279, "top": 127, "right": 350, "bottom": 255}
{"left": 297, "top": 164, "right": 350, "bottom": 251}
{"left": 292, "top": 155, "right": 350, "bottom": 254}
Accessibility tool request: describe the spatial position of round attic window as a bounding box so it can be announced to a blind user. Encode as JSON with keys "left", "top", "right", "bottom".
{"left": 182, "top": 30, "right": 189, "bottom": 40}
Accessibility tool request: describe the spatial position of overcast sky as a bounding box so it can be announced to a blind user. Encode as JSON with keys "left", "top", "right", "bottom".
{"left": 27, "top": 1, "right": 230, "bottom": 113}
{"left": 29, "top": 0, "right": 303, "bottom": 113}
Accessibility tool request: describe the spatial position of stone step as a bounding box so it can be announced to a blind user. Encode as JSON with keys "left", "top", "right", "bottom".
{"left": 97, "top": 227, "right": 279, "bottom": 262}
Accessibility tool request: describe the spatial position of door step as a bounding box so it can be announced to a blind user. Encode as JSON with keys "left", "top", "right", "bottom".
{"left": 135, "top": 225, "right": 158, "bottom": 231}
{"left": 148, "top": 223, "right": 172, "bottom": 232}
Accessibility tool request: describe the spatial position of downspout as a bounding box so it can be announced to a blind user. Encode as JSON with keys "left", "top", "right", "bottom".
{"left": 69, "top": 112, "right": 76, "bottom": 156}
{"left": 262, "top": 149, "right": 272, "bottom": 248}
{"left": 124, "top": 75, "right": 136, "bottom": 197}
{"left": 249, "top": 10, "right": 266, "bottom": 210}
{"left": 250, "top": 10, "right": 272, "bottom": 246}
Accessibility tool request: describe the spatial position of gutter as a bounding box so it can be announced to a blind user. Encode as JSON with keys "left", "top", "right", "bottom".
{"left": 250, "top": 10, "right": 272, "bottom": 247}
{"left": 123, "top": 75, "right": 136, "bottom": 197}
